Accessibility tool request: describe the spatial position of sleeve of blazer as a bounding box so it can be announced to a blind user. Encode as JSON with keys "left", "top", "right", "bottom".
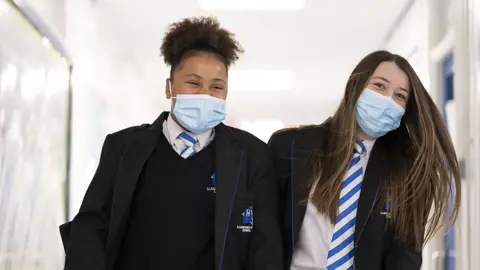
{"left": 383, "top": 236, "right": 422, "bottom": 270}
{"left": 64, "top": 134, "right": 121, "bottom": 270}
{"left": 247, "top": 141, "right": 284, "bottom": 270}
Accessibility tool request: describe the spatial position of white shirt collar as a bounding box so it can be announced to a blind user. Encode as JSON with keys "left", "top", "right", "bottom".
{"left": 362, "top": 139, "right": 376, "bottom": 154}
{"left": 165, "top": 114, "right": 214, "bottom": 149}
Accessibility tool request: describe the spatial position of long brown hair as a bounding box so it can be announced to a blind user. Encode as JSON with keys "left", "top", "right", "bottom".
{"left": 310, "top": 50, "right": 461, "bottom": 251}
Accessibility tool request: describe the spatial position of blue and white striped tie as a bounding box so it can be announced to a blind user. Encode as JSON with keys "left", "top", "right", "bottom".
{"left": 326, "top": 141, "right": 366, "bottom": 270}
{"left": 177, "top": 132, "right": 197, "bottom": 159}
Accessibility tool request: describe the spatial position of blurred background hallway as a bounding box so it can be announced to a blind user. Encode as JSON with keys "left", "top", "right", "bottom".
{"left": 1, "top": 0, "right": 480, "bottom": 269}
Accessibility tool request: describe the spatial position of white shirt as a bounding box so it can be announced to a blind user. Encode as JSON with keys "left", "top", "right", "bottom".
{"left": 162, "top": 114, "right": 215, "bottom": 155}
{"left": 290, "top": 140, "right": 376, "bottom": 270}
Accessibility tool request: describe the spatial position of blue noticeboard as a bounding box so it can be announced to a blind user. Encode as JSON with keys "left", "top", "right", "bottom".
{"left": 442, "top": 53, "right": 455, "bottom": 270}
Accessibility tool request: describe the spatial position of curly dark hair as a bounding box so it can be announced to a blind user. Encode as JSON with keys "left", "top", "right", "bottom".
{"left": 160, "top": 16, "right": 244, "bottom": 73}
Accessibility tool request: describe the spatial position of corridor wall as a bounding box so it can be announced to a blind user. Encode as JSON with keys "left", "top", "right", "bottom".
{"left": 0, "top": 0, "right": 71, "bottom": 269}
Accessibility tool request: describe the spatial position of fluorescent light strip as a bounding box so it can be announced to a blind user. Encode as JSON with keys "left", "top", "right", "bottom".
{"left": 228, "top": 69, "right": 293, "bottom": 91}
{"left": 198, "top": 0, "right": 306, "bottom": 11}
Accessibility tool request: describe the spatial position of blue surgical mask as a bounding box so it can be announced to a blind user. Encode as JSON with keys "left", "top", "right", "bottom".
{"left": 356, "top": 88, "right": 405, "bottom": 137}
{"left": 172, "top": 94, "right": 226, "bottom": 134}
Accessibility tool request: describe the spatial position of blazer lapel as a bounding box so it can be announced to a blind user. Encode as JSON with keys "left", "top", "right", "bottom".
{"left": 354, "top": 139, "right": 386, "bottom": 245}
{"left": 214, "top": 124, "right": 243, "bottom": 270}
{"left": 106, "top": 113, "right": 166, "bottom": 260}
{"left": 291, "top": 134, "right": 314, "bottom": 249}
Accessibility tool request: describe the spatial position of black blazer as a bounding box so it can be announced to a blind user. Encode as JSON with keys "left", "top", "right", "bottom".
{"left": 268, "top": 121, "right": 421, "bottom": 270}
{"left": 61, "top": 112, "right": 283, "bottom": 270}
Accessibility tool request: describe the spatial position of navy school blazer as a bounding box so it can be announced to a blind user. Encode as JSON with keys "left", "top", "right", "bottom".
{"left": 61, "top": 111, "right": 284, "bottom": 270}
{"left": 268, "top": 121, "right": 422, "bottom": 270}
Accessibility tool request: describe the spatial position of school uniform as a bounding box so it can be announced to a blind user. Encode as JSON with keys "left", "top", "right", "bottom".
{"left": 61, "top": 111, "right": 283, "bottom": 270}
{"left": 268, "top": 119, "right": 422, "bottom": 270}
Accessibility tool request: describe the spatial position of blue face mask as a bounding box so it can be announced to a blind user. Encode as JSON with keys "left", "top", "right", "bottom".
{"left": 172, "top": 94, "right": 226, "bottom": 134}
{"left": 355, "top": 88, "right": 405, "bottom": 138}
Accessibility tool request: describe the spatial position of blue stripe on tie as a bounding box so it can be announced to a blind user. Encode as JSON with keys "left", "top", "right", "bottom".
{"left": 341, "top": 168, "right": 362, "bottom": 190}
{"left": 188, "top": 151, "right": 197, "bottom": 158}
{"left": 339, "top": 181, "right": 362, "bottom": 205}
{"left": 336, "top": 199, "right": 359, "bottom": 223}
{"left": 349, "top": 155, "right": 360, "bottom": 168}
{"left": 179, "top": 132, "right": 196, "bottom": 145}
{"left": 180, "top": 146, "right": 189, "bottom": 156}
{"left": 327, "top": 249, "right": 355, "bottom": 270}
{"left": 328, "top": 233, "right": 355, "bottom": 258}
{"left": 355, "top": 140, "right": 366, "bottom": 153}
{"left": 331, "top": 217, "right": 356, "bottom": 242}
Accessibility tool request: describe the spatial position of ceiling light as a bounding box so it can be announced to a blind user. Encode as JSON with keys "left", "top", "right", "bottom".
{"left": 228, "top": 69, "right": 293, "bottom": 91}
{"left": 198, "top": 0, "right": 306, "bottom": 11}
{"left": 42, "top": 37, "right": 53, "bottom": 50}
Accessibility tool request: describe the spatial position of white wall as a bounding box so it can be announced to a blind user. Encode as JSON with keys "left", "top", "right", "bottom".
{"left": 16, "top": 0, "right": 66, "bottom": 37}
{"left": 386, "top": 0, "right": 480, "bottom": 269}
{"left": 454, "top": 0, "right": 480, "bottom": 268}
{"left": 384, "top": 0, "right": 430, "bottom": 90}
{"left": 64, "top": 0, "right": 166, "bottom": 217}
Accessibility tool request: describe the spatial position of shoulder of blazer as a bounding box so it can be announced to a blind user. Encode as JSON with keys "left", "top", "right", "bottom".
{"left": 269, "top": 123, "right": 329, "bottom": 155}
{"left": 106, "top": 123, "right": 151, "bottom": 151}
{"left": 110, "top": 123, "right": 150, "bottom": 137}
{"left": 110, "top": 123, "right": 149, "bottom": 137}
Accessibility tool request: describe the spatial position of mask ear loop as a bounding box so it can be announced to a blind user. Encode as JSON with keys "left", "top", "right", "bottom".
{"left": 168, "top": 79, "right": 177, "bottom": 100}
{"left": 405, "top": 120, "right": 412, "bottom": 138}
{"left": 168, "top": 79, "right": 177, "bottom": 113}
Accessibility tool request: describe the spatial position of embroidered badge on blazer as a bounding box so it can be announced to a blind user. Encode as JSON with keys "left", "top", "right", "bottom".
{"left": 380, "top": 198, "right": 392, "bottom": 219}
{"left": 237, "top": 206, "right": 254, "bottom": 232}
{"left": 207, "top": 173, "right": 216, "bottom": 193}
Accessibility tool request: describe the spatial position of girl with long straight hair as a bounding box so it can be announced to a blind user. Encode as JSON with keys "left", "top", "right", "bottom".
{"left": 269, "top": 50, "right": 461, "bottom": 270}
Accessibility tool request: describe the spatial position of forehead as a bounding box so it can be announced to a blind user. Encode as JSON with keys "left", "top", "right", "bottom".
{"left": 372, "top": 61, "right": 409, "bottom": 89}
{"left": 176, "top": 54, "right": 227, "bottom": 78}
